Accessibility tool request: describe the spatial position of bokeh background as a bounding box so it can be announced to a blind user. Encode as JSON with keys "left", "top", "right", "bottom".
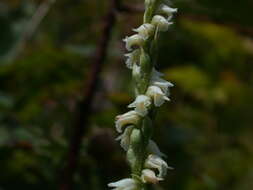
{"left": 1, "top": 0, "right": 253, "bottom": 189}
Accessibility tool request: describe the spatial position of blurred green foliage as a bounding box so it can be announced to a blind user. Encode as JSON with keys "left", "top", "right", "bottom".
{"left": 0, "top": 0, "right": 253, "bottom": 189}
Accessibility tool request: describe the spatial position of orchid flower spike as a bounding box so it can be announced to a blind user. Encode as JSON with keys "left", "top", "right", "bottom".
{"left": 128, "top": 95, "right": 151, "bottom": 116}
{"left": 108, "top": 178, "right": 139, "bottom": 190}
{"left": 146, "top": 86, "right": 170, "bottom": 107}
{"left": 151, "top": 15, "right": 173, "bottom": 32}
{"left": 133, "top": 23, "right": 155, "bottom": 40}
{"left": 123, "top": 34, "right": 145, "bottom": 51}
{"left": 144, "top": 154, "right": 173, "bottom": 178}
{"left": 125, "top": 49, "right": 140, "bottom": 69}
{"left": 141, "top": 169, "right": 163, "bottom": 184}
{"left": 115, "top": 111, "right": 140, "bottom": 133}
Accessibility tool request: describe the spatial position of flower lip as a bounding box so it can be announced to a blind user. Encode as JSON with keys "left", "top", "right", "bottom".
{"left": 151, "top": 15, "right": 173, "bottom": 32}
{"left": 158, "top": 4, "right": 178, "bottom": 18}
{"left": 108, "top": 178, "right": 138, "bottom": 190}
{"left": 144, "top": 154, "right": 173, "bottom": 178}
{"left": 128, "top": 95, "right": 151, "bottom": 116}
{"left": 133, "top": 23, "right": 155, "bottom": 40}
{"left": 115, "top": 111, "right": 140, "bottom": 133}
{"left": 141, "top": 169, "right": 163, "bottom": 184}
{"left": 124, "top": 49, "right": 140, "bottom": 69}
{"left": 123, "top": 34, "right": 145, "bottom": 51}
{"left": 116, "top": 125, "right": 134, "bottom": 151}
{"left": 146, "top": 85, "right": 170, "bottom": 107}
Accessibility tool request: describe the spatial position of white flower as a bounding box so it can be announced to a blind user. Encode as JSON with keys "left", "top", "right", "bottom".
{"left": 146, "top": 86, "right": 170, "bottom": 107}
{"left": 158, "top": 4, "right": 177, "bottom": 20}
{"left": 115, "top": 111, "right": 140, "bottom": 133}
{"left": 144, "top": 154, "right": 173, "bottom": 178}
{"left": 123, "top": 34, "right": 145, "bottom": 51}
{"left": 141, "top": 169, "right": 163, "bottom": 184}
{"left": 151, "top": 69, "right": 174, "bottom": 95}
{"left": 151, "top": 15, "right": 173, "bottom": 32}
{"left": 116, "top": 126, "right": 134, "bottom": 151}
{"left": 147, "top": 140, "right": 167, "bottom": 158}
{"left": 125, "top": 49, "right": 140, "bottom": 69}
{"left": 108, "top": 178, "right": 139, "bottom": 190}
{"left": 128, "top": 95, "right": 151, "bottom": 116}
{"left": 133, "top": 24, "right": 155, "bottom": 40}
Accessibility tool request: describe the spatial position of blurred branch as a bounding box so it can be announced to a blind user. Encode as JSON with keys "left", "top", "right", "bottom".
{"left": 7, "top": 0, "right": 56, "bottom": 61}
{"left": 59, "top": 1, "right": 118, "bottom": 190}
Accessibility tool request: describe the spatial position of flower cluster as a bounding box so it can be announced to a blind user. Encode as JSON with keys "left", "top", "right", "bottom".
{"left": 109, "top": 0, "right": 177, "bottom": 189}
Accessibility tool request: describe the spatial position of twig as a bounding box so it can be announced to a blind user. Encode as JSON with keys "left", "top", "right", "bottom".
{"left": 59, "top": 1, "right": 118, "bottom": 190}
{"left": 7, "top": 0, "right": 56, "bottom": 61}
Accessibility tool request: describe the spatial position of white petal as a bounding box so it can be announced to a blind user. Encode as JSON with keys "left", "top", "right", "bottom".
{"left": 116, "top": 126, "right": 134, "bottom": 151}
{"left": 141, "top": 169, "right": 163, "bottom": 184}
{"left": 124, "top": 49, "right": 140, "bottom": 69}
{"left": 152, "top": 68, "right": 164, "bottom": 77}
{"left": 147, "top": 140, "right": 167, "bottom": 158}
{"left": 146, "top": 86, "right": 169, "bottom": 107}
{"left": 133, "top": 23, "right": 155, "bottom": 40}
{"left": 115, "top": 111, "right": 140, "bottom": 133}
{"left": 123, "top": 34, "right": 145, "bottom": 51}
{"left": 108, "top": 178, "right": 137, "bottom": 189}
{"left": 158, "top": 4, "right": 177, "bottom": 19}
{"left": 144, "top": 154, "right": 173, "bottom": 178}
{"left": 128, "top": 95, "right": 151, "bottom": 116}
{"left": 151, "top": 15, "right": 173, "bottom": 32}
{"left": 150, "top": 69, "right": 174, "bottom": 94}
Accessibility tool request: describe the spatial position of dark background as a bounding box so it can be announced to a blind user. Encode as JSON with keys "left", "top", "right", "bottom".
{"left": 0, "top": 0, "right": 253, "bottom": 189}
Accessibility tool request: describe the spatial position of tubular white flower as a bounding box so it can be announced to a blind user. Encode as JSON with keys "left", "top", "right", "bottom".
{"left": 133, "top": 23, "right": 155, "bottom": 40}
{"left": 128, "top": 95, "right": 151, "bottom": 116}
{"left": 123, "top": 34, "right": 145, "bottom": 51}
{"left": 151, "top": 15, "right": 173, "bottom": 32}
{"left": 151, "top": 69, "right": 174, "bottom": 95}
{"left": 116, "top": 126, "right": 134, "bottom": 151}
{"left": 125, "top": 49, "right": 140, "bottom": 69}
{"left": 146, "top": 86, "right": 170, "bottom": 107}
{"left": 144, "top": 154, "right": 173, "bottom": 178}
{"left": 108, "top": 178, "right": 139, "bottom": 190}
{"left": 158, "top": 4, "right": 177, "bottom": 20}
{"left": 141, "top": 169, "right": 163, "bottom": 184}
{"left": 115, "top": 111, "right": 140, "bottom": 133}
{"left": 147, "top": 140, "right": 167, "bottom": 158}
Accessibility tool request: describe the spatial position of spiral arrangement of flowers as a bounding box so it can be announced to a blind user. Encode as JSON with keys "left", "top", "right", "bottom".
{"left": 108, "top": 0, "right": 177, "bottom": 189}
